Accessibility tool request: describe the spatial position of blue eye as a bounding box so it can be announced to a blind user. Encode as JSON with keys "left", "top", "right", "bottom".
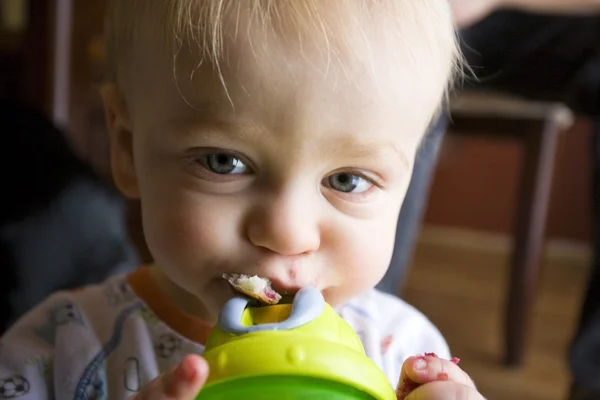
{"left": 327, "top": 173, "right": 372, "bottom": 193}
{"left": 203, "top": 154, "right": 248, "bottom": 175}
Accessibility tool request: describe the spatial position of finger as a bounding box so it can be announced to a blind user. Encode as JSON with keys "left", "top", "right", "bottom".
{"left": 134, "top": 355, "right": 209, "bottom": 400}
{"left": 404, "top": 354, "right": 474, "bottom": 388}
{"left": 396, "top": 359, "right": 421, "bottom": 399}
{"left": 163, "top": 355, "right": 209, "bottom": 397}
{"left": 406, "top": 381, "right": 485, "bottom": 400}
{"left": 396, "top": 353, "right": 461, "bottom": 396}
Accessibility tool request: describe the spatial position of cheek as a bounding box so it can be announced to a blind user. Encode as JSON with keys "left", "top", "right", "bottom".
{"left": 351, "top": 219, "right": 397, "bottom": 282}
{"left": 326, "top": 210, "right": 399, "bottom": 305}
{"left": 141, "top": 188, "right": 241, "bottom": 277}
{"left": 135, "top": 150, "right": 242, "bottom": 275}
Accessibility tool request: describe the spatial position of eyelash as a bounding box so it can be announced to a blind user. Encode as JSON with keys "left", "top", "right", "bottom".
{"left": 198, "top": 153, "right": 251, "bottom": 175}
{"left": 323, "top": 170, "right": 381, "bottom": 192}
{"left": 187, "top": 150, "right": 383, "bottom": 193}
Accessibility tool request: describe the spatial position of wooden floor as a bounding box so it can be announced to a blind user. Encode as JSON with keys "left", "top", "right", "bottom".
{"left": 402, "top": 237, "right": 590, "bottom": 400}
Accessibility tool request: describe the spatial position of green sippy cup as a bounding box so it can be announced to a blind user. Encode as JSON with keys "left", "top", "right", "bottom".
{"left": 196, "top": 287, "right": 397, "bottom": 399}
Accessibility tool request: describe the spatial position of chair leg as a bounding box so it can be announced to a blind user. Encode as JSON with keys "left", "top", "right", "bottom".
{"left": 504, "top": 119, "right": 561, "bottom": 367}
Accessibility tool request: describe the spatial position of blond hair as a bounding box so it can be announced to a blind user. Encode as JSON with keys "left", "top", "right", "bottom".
{"left": 105, "top": 0, "right": 461, "bottom": 109}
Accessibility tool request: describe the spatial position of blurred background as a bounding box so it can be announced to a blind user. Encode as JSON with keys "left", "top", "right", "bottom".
{"left": 0, "top": 1, "right": 597, "bottom": 399}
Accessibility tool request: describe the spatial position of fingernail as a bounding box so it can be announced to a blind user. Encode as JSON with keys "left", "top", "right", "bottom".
{"left": 413, "top": 358, "right": 427, "bottom": 370}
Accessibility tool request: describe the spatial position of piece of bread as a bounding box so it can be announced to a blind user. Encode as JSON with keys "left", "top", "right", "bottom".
{"left": 223, "top": 273, "right": 282, "bottom": 305}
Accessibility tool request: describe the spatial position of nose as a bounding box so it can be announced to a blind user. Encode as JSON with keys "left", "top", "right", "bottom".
{"left": 245, "top": 188, "right": 321, "bottom": 256}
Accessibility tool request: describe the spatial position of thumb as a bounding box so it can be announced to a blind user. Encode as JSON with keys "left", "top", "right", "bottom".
{"left": 132, "top": 354, "right": 209, "bottom": 400}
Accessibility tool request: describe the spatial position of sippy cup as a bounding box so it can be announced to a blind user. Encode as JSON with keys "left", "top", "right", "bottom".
{"left": 196, "top": 287, "right": 397, "bottom": 399}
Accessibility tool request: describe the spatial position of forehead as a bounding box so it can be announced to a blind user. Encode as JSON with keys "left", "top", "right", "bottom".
{"left": 129, "top": 18, "right": 445, "bottom": 154}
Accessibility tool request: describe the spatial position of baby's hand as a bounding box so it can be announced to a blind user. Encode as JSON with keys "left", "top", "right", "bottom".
{"left": 128, "top": 354, "right": 209, "bottom": 400}
{"left": 396, "top": 353, "right": 485, "bottom": 400}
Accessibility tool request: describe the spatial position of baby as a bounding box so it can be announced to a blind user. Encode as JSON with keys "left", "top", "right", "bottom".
{"left": 0, "top": 1, "right": 484, "bottom": 399}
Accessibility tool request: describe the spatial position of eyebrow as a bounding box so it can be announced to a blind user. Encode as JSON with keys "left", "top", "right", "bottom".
{"left": 164, "top": 117, "right": 409, "bottom": 167}
{"left": 327, "top": 138, "right": 410, "bottom": 168}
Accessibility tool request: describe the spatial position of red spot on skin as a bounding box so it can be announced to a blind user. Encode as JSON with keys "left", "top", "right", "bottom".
{"left": 177, "top": 356, "right": 198, "bottom": 382}
{"left": 451, "top": 357, "right": 461, "bottom": 365}
{"left": 424, "top": 352, "right": 438, "bottom": 358}
{"left": 396, "top": 377, "right": 420, "bottom": 400}
{"left": 437, "top": 372, "right": 449, "bottom": 381}
{"left": 381, "top": 335, "right": 393, "bottom": 354}
{"left": 309, "top": 270, "right": 321, "bottom": 287}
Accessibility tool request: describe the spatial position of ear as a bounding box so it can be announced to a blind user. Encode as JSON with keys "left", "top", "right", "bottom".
{"left": 100, "top": 83, "right": 140, "bottom": 199}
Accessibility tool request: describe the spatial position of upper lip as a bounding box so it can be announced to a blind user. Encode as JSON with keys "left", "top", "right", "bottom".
{"left": 267, "top": 277, "right": 314, "bottom": 296}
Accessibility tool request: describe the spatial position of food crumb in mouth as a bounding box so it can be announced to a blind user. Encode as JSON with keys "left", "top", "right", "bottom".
{"left": 222, "top": 273, "right": 282, "bottom": 305}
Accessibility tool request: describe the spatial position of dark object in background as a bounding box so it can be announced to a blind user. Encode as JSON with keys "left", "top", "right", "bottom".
{"left": 0, "top": 99, "right": 138, "bottom": 333}
{"left": 458, "top": 11, "right": 600, "bottom": 399}
{"left": 569, "top": 119, "right": 600, "bottom": 400}
{"left": 460, "top": 11, "right": 600, "bottom": 116}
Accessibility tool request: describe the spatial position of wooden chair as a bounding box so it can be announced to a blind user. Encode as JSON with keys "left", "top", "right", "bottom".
{"left": 449, "top": 90, "right": 574, "bottom": 367}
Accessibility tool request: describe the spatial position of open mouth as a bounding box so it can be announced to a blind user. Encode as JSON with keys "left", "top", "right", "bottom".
{"left": 223, "top": 273, "right": 284, "bottom": 305}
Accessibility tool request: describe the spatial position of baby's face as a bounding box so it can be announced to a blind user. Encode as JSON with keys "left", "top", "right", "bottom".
{"left": 108, "top": 35, "right": 442, "bottom": 323}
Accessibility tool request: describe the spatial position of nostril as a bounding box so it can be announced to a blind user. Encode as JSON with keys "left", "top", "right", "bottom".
{"left": 245, "top": 208, "right": 321, "bottom": 257}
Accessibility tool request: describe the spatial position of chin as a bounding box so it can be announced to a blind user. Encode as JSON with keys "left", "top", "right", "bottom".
{"left": 321, "top": 288, "right": 348, "bottom": 308}
{"left": 323, "top": 282, "right": 372, "bottom": 307}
